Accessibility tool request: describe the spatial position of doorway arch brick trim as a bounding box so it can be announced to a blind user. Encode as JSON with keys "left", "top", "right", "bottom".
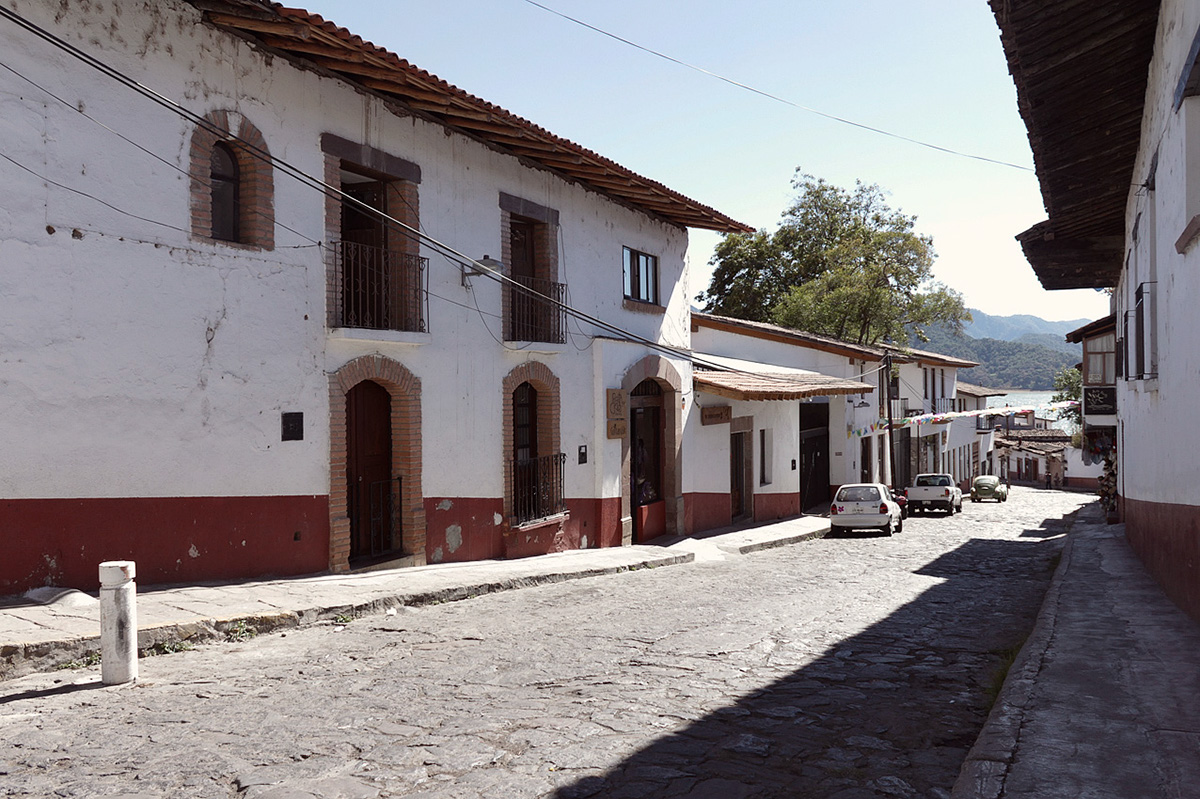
{"left": 329, "top": 355, "right": 425, "bottom": 572}
{"left": 501, "top": 361, "right": 561, "bottom": 525}
{"left": 620, "top": 355, "right": 684, "bottom": 544}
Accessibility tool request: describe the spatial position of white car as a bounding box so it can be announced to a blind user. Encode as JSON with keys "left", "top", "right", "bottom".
{"left": 905, "top": 473, "right": 964, "bottom": 515}
{"left": 830, "top": 482, "right": 904, "bottom": 536}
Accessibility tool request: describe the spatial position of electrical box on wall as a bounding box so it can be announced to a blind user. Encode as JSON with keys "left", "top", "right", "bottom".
{"left": 281, "top": 412, "right": 304, "bottom": 441}
{"left": 578, "top": 445, "right": 587, "bottom": 464}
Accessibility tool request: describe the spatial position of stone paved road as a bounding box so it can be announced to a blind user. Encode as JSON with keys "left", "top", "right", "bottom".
{"left": 1, "top": 488, "right": 1093, "bottom": 799}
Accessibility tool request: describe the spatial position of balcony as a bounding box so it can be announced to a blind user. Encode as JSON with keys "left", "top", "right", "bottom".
{"left": 333, "top": 241, "right": 428, "bottom": 332}
{"left": 506, "top": 275, "right": 566, "bottom": 344}
{"left": 934, "top": 397, "right": 956, "bottom": 414}
{"left": 509, "top": 452, "right": 567, "bottom": 525}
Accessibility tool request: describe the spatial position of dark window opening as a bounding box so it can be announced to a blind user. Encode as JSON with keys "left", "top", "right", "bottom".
{"left": 210, "top": 142, "right": 240, "bottom": 243}
{"left": 506, "top": 216, "right": 565, "bottom": 343}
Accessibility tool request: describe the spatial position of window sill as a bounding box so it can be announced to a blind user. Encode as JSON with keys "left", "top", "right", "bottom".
{"left": 623, "top": 298, "right": 665, "bottom": 315}
{"left": 500, "top": 340, "right": 567, "bottom": 354}
{"left": 1177, "top": 214, "right": 1200, "bottom": 254}
{"left": 509, "top": 511, "right": 569, "bottom": 532}
{"left": 329, "top": 328, "right": 432, "bottom": 345}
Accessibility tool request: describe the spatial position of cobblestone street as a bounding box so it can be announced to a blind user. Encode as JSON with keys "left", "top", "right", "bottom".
{"left": 1, "top": 488, "right": 1093, "bottom": 798}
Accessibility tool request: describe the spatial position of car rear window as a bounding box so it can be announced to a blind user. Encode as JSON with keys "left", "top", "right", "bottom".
{"left": 837, "top": 486, "right": 880, "bottom": 502}
{"left": 915, "top": 476, "right": 935, "bottom": 487}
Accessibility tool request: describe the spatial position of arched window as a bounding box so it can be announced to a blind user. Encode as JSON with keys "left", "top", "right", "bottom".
{"left": 210, "top": 142, "right": 240, "bottom": 243}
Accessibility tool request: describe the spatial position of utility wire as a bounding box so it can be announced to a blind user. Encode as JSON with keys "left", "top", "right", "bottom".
{"left": 0, "top": 5, "right": 872, "bottom": 388}
{"left": 521, "top": 0, "right": 1033, "bottom": 172}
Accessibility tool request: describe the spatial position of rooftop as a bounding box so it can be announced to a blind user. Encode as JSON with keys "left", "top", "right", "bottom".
{"left": 187, "top": 1, "right": 752, "bottom": 234}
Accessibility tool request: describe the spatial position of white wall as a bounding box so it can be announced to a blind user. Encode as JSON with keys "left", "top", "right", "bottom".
{"left": 0, "top": 0, "right": 690, "bottom": 505}
{"left": 1116, "top": 0, "right": 1200, "bottom": 507}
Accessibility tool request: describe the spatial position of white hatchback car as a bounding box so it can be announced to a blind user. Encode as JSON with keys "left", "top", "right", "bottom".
{"left": 830, "top": 482, "right": 904, "bottom": 536}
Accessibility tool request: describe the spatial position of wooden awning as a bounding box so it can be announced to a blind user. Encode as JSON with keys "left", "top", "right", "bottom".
{"left": 186, "top": 1, "right": 752, "bottom": 234}
{"left": 990, "top": 0, "right": 1160, "bottom": 289}
{"left": 694, "top": 367, "right": 872, "bottom": 402}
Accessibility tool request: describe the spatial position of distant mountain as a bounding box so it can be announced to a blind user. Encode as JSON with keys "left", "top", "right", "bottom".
{"left": 964, "top": 309, "right": 1091, "bottom": 342}
{"left": 910, "top": 312, "right": 1082, "bottom": 390}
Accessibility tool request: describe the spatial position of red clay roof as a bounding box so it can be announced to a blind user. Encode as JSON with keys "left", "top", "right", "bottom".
{"left": 189, "top": 1, "right": 752, "bottom": 234}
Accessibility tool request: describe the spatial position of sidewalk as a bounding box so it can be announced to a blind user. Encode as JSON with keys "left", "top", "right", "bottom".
{"left": 0, "top": 514, "right": 830, "bottom": 680}
{"left": 953, "top": 504, "right": 1200, "bottom": 798}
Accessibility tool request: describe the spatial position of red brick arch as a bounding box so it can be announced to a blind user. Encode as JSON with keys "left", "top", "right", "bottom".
{"left": 329, "top": 355, "right": 424, "bottom": 572}
{"left": 189, "top": 110, "right": 275, "bottom": 250}
{"left": 621, "top": 355, "right": 685, "bottom": 542}
{"left": 501, "top": 361, "right": 561, "bottom": 522}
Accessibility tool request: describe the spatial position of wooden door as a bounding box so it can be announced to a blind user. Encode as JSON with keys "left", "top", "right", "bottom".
{"left": 347, "top": 380, "right": 393, "bottom": 559}
{"left": 730, "top": 431, "right": 747, "bottom": 520}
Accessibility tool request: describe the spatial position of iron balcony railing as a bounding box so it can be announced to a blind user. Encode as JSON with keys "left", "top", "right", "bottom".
{"left": 348, "top": 476, "right": 403, "bottom": 559}
{"left": 334, "top": 241, "right": 428, "bottom": 333}
{"left": 934, "top": 397, "right": 956, "bottom": 414}
{"left": 509, "top": 452, "right": 567, "bottom": 525}
{"left": 506, "top": 275, "right": 566, "bottom": 344}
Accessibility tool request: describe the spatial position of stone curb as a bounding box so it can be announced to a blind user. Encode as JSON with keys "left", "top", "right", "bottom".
{"left": 950, "top": 511, "right": 1086, "bottom": 798}
{"left": 0, "top": 549, "right": 693, "bottom": 681}
{"left": 718, "top": 527, "right": 829, "bottom": 555}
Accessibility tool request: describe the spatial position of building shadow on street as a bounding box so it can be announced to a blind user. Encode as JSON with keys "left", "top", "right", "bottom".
{"left": 553, "top": 504, "right": 1093, "bottom": 799}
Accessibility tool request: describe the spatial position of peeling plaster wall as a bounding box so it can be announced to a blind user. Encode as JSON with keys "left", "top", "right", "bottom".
{"left": 1, "top": 0, "right": 695, "bottom": 584}
{"left": 0, "top": 0, "right": 329, "bottom": 500}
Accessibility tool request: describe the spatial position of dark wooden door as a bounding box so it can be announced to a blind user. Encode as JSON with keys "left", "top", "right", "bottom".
{"left": 730, "top": 431, "right": 747, "bottom": 520}
{"left": 347, "top": 380, "right": 393, "bottom": 560}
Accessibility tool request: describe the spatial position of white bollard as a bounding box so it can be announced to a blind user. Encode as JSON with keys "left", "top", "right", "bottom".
{"left": 99, "top": 560, "right": 138, "bottom": 684}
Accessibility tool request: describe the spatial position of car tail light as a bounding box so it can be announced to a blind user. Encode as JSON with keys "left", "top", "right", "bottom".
{"left": 829, "top": 504, "right": 838, "bottom": 515}
{"left": 880, "top": 503, "right": 889, "bottom": 513}
{"left": 944, "top": 488, "right": 950, "bottom": 497}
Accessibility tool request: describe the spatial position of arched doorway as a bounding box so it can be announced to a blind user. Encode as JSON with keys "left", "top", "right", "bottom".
{"left": 630, "top": 379, "right": 665, "bottom": 542}
{"left": 329, "top": 355, "right": 425, "bottom": 573}
{"left": 346, "top": 380, "right": 400, "bottom": 561}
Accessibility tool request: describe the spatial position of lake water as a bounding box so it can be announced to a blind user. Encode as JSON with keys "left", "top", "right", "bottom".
{"left": 987, "top": 390, "right": 1056, "bottom": 409}
{"left": 987, "top": 390, "right": 1073, "bottom": 431}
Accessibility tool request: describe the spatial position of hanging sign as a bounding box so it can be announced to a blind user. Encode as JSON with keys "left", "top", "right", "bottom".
{"left": 701, "top": 405, "right": 732, "bottom": 426}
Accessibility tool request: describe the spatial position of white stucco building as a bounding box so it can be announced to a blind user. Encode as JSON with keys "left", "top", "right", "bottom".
{"left": 993, "top": 0, "right": 1200, "bottom": 619}
{"left": 1, "top": 0, "right": 757, "bottom": 593}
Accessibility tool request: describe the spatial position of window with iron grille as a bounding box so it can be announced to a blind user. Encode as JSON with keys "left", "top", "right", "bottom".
{"left": 623, "top": 247, "right": 659, "bottom": 305}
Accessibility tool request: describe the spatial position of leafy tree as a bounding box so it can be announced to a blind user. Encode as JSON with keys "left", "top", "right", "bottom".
{"left": 698, "top": 170, "right": 969, "bottom": 344}
{"left": 1051, "top": 366, "right": 1082, "bottom": 428}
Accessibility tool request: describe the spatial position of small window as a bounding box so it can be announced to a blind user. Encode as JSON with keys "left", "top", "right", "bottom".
{"left": 210, "top": 142, "right": 240, "bottom": 243}
{"left": 1084, "top": 332, "right": 1116, "bottom": 385}
{"left": 623, "top": 247, "right": 659, "bottom": 304}
{"left": 759, "top": 428, "right": 773, "bottom": 485}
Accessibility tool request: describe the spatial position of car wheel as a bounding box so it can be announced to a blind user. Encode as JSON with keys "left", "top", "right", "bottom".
{"left": 896, "top": 516, "right": 903, "bottom": 534}
{"left": 882, "top": 519, "right": 894, "bottom": 536}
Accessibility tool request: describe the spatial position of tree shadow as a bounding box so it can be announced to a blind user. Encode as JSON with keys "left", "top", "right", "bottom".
{"left": 552, "top": 513, "right": 1082, "bottom": 798}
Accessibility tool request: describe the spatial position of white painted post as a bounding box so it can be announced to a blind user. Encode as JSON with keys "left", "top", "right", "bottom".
{"left": 99, "top": 560, "right": 138, "bottom": 684}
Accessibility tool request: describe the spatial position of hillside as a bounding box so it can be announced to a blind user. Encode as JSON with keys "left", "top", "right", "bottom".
{"left": 964, "top": 309, "right": 1091, "bottom": 342}
{"left": 913, "top": 323, "right": 1079, "bottom": 390}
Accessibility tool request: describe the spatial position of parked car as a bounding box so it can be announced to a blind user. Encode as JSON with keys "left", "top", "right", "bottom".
{"left": 830, "top": 482, "right": 903, "bottom": 535}
{"left": 905, "top": 473, "right": 963, "bottom": 515}
{"left": 971, "top": 475, "right": 1009, "bottom": 502}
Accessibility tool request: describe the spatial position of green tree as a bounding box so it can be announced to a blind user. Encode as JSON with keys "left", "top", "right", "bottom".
{"left": 698, "top": 170, "right": 969, "bottom": 344}
{"left": 1050, "top": 365, "right": 1082, "bottom": 428}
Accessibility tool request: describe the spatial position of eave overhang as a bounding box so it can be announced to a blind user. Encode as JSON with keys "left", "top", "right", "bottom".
{"left": 185, "top": 1, "right": 753, "bottom": 234}
{"left": 990, "top": 0, "right": 1161, "bottom": 289}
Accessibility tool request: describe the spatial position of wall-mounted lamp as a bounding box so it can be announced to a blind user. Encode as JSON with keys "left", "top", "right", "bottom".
{"left": 463, "top": 254, "right": 503, "bottom": 287}
{"left": 854, "top": 400, "right": 872, "bottom": 409}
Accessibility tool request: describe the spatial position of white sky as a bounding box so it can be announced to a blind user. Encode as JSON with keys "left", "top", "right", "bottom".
{"left": 299, "top": 0, "right": 1111, "bottom": 322}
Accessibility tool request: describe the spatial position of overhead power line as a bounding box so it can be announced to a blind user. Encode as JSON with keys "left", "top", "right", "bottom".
{"left": 521, "top": 0, "right": 1033, "bottom": 173}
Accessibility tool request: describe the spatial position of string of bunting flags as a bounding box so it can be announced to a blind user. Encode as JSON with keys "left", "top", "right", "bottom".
{"left": 847, "top": 400, "right": 1080, "bottom": 439}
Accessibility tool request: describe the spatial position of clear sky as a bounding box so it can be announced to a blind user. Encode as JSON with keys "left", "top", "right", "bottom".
{"left": 299, "top": 0, "right": 1111, "bottom": 323}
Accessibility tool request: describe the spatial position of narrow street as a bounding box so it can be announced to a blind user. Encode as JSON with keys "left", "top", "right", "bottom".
{"left": 1, "top": 488, "right": 1092, "bottom": 799}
